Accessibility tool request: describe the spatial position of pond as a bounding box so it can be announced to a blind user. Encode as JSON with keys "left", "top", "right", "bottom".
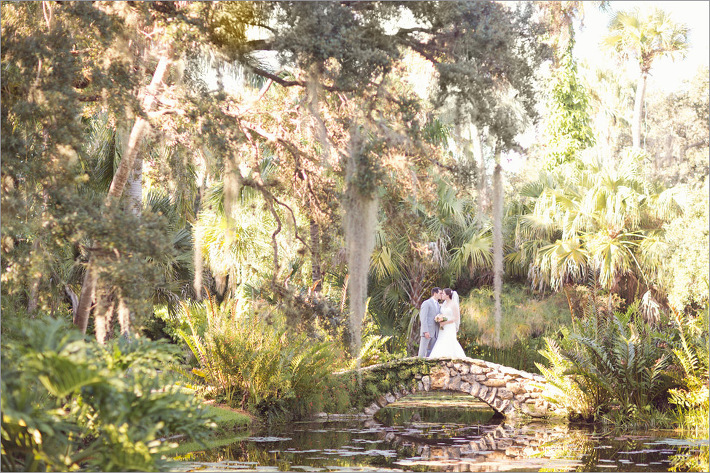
{"left": 170, "top": 392, "right": 708, "bottom": 472}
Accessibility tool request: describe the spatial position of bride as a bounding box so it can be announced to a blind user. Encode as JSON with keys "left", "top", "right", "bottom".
{"left": 428, "top": 288, "right": 466, "bottom": 359}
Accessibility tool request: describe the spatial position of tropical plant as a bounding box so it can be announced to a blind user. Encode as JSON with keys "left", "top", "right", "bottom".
{"left": 368, "top": 177, "right": 498, "bottom": 355}
{"left": 536, "top": 329, "right": 602, "bottom": 421}
{"left": 510, "top": 151, "right": 683, "bottom": 316}
{"left": 537, "top": 303, "right": 671, "bottom": 425}
{"left": 541, "top": 34, "right": 595, "bottom": 169}
{"left": 603, "top": 7, "right": 690, "bottom": 149}
{"left": 353, "top": 334, "right": 397, "bottom": 368}
{"left": 582, "top": 63, "right": 635, "bottom": 157}
{"left": 179, "top": 295, "right": 341, "bottom": 421}
{"left": 667, "top": 309, "right": 709, "bottom": 434}
{"left": 1, "top": 317, "right": 214, "bottom": 472}
{"left": 658, "top": 182, "right": 710, "bottom": 314}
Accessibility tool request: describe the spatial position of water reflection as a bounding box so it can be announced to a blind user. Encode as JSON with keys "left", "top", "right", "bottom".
{"left": 171, "top": 393, "right": 709, "bottom": 472}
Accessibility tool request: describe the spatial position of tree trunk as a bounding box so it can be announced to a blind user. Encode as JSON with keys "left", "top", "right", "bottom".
{"left": 27, "top": 238, "right": 41, "bottom": 316}
{"left": 563, "top": 284, "right": 576, "bottom": 318}
{"left": 125, "top": 150, "right": 143, "bottom": 216}
{"left": 632, "top": 72, "right": 648, "bottom": 149}
{"left": 107, "top": 55, "right": 169, "bottom": 202}
{"left": 73, "top": 261, "right": 97, "bottom": 333}
{"left": 27, "top": 276, "right": 40, "bottom": 316}
{"left": 193, "top": 224, "right": 204, "bottom": 300}
{"left": 94, "top": 289, "right": 114, "bottom": 345}
{"left": 340, "top": 273, "right": 349, "bottom": 314}
{"left": 73, "top": 55, "right": 170, "bottom": 333}
{"left": 310, "top": 218, "right": 322, "bottom": 292}
{"left": 64, "top": 284, "right": 79, "bottom": 318}
{"left": 344, "top": 125, "right": 378, "bottom": 365}
{"left": 117, "top": 295, "right": 130, "bottom": 339}
{"left": 471, "top": 124, "right": 486, "bottom": 219}
{"left": 407, "top": 310, "right": 421, "bottom": 357}
{"left": 492, "top": 154, "right": 503, "bottom": 348}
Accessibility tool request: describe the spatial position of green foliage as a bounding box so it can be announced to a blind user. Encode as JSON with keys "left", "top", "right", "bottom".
{"left": 353, "top": 334, "right": 399, "bottom": 369}
{"left": 0, "top": 1, "right": 201, "bottom": 331}
{"left": 537, "top": 304, "right": 672, "bottom": 426}
{"left": 510, "top": 151, "right": 686, "bottom": 314}
{"left": 179, "top": 296, "right": 341, "bottom": 422}
{"left": 603, "top": 7, "right": 689, "bottom": 74}
{"left": 542, "top": 36, "right": 595, "bottom": 169}
{"left": 536, "top": 330, "right": 601, "bottom": 421}
{"left": 1, "top": 317, "right": 214, "bottom": 472}
{"left": 667, "top": 310, "right": 709, "bottom": 434}
{"left": 458, "top": 284, "right": 571, "bottom": 348}
{"left": 644, "top": 67, "right": 709, "bottom": 186}
{"left": 660, "top": 182, "right": 709, "bottom": 314}
{"left": 467, "top": 338, "right": 548, "bottom": 375}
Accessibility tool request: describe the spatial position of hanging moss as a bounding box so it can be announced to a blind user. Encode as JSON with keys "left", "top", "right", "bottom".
{"left": 493, "top": 160, "right": 503, "bottom": 347}
{"left": 343, "top": 126, "right": 379, "bottom": 368}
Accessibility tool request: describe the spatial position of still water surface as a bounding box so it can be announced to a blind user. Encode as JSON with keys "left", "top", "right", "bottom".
{"left": 171, "top": 393, "right": 708, "bottom": 472}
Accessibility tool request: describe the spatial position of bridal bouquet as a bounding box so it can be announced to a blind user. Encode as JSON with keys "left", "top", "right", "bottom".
{"left": 434, "top": 315, "right": 448, "bottom": 326}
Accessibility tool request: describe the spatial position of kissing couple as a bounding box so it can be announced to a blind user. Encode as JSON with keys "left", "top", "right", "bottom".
{"left": 418, "top": 287, "right": 466, "bottom": 359}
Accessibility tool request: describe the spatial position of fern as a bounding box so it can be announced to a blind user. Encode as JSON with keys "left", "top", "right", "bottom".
{"left": 668, "top": 310, "right": 709, "bottom": 433}
{"left": 538, "top": 304, "right": 672, "bottom": 425}
{"left": 180, "top": 296, "right": 340, "bottom": 420}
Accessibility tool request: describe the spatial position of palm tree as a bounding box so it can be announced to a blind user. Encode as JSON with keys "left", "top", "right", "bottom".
{"left": 194, "top": 160, "right": 279, "bottom": 300}
{"left": 368, "top": 178, "right": 482, "bottom": 355}
{"left": 514, "top": 151, "right": 683, "bottom": 316}
{"left": 603, "top": 7, "right": 689, "bottom": 149}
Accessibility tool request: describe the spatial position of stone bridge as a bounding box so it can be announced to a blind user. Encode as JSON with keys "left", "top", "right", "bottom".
{"left": 338, "top": 357, "right": 567, "bottom": 420}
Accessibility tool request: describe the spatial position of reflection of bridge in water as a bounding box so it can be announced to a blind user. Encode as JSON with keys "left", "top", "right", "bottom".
{"left": 363, "top": 417, "right": 578, "bottom": 471}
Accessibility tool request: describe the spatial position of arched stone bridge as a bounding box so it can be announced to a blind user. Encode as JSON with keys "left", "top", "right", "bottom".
{"left": 337, "top": 357, "right": 567, "bottom": 419}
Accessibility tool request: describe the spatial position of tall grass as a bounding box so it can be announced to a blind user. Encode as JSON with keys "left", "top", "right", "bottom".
{"left": 458, "top": 284, "right": 571, "bottom": 348}
{"left": 455, "top": 284, "right": 570, "bottom": 373}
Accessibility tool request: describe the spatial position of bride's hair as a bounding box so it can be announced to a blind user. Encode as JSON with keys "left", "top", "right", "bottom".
{"left": 443, "top": 288, "right": 453, "bottom": 299}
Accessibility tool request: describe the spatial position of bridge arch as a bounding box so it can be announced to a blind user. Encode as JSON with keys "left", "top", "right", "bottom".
{"left": 342, "top": 357, "right": 566, "bottom": 419}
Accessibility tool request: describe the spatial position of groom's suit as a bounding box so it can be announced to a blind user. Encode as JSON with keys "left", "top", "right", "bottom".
{"left": 418, "top": 296, "right": 441, "bottom": 357}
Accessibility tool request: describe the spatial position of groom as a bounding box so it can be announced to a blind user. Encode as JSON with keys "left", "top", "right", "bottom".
{"left": 418, "top": 287, "right": 443, "bottom": 358}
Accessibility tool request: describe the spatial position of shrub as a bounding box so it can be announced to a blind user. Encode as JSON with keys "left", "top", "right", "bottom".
{"left": 535, "top": 330, "right": 603, "bottom": 421}
{"left": 1, "top": 317, "right": 214, "bottom": 472}
{"left": 352, "top": 334, "right": 399, "bottom": 368}
{"left": 537, "top": 303, "right": 671, "bottom": 425}
{"left": 667, "top": 309, "right": 709, "bottom": 434}
{"left": 179, "top": 296, "right": 341, "bottom": 421}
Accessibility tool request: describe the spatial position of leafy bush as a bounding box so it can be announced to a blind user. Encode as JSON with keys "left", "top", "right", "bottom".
{"left": 1, "top": 317, "right": 214, "bottom": 472}
{"left": 536, "top": 304, "right": 671, "bottom": 425}
{"left": 353, "top": 334, "right": 398, "bottom": 368}
{"left": 667, "top": 310, "right": 709, "bottom": 433}
{"left": 536, "top": 330, "right": 602, "bottom": 421}
{"left": 179, "top": 295, "right": 341, "bottom": 421}
{"left": 660, "top": 182, "right": 709, "bottom": 314}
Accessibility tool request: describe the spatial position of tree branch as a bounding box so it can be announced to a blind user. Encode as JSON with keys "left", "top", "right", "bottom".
{"left": 245, "top": 64, "right": 357, "bottom": 93}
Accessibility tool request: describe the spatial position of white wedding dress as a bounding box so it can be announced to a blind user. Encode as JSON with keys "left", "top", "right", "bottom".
{"left": 428, "top": 303, "right": 466, "bottom": 359}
